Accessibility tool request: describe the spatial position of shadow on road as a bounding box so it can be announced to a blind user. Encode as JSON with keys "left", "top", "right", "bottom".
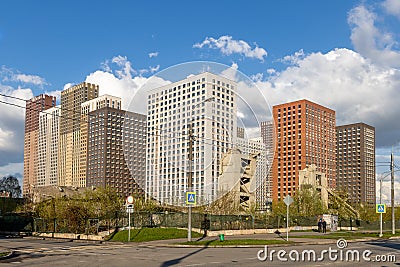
{"left": 366, "top": 240, "right": 400, "bottom": 250}
{"left": 159, "top": 239, "right": 216, "bottom": 267}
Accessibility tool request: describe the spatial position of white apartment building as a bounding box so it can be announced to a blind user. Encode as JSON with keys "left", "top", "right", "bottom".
{"left": 146, "top": 72, "right": 237, "bottom": 206}
{"left": 37, "top": 106, "right": 61, "bottom": 187}
{"left": 236, "top": 137, "right": 271, "bottom": 210}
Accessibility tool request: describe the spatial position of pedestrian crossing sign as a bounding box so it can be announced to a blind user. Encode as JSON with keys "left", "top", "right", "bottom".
{"left": 186, "top": 192, "right": 196, "bottom": 205}
{"left": 376, "top": 204, "right": 386, "bottom": 213}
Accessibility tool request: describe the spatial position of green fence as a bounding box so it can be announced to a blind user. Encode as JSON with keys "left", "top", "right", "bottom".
{"left": 28, "top": 212, "right": 400, "bottom": 235}
{"left": 0, "top": 214, "right": 33, "bottom": 233}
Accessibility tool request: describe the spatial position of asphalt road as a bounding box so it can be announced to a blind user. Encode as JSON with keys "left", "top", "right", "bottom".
{"left": 0, "top": 237, "right": 399, "bottom": 266}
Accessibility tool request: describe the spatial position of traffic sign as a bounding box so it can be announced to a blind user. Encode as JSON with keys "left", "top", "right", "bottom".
{"left": 126, "top": 195, "right": 134, "bottom": 204}
{"left": 186, "top": 192, "right": 196, "bottom": 205}
{"left": 283, "top": 195, "right": 294, "bottom": 206}
{"left": 126, "top": 204, "right": 134, "bottom": 213}
{"left": 376, "top": 204, "right": 386, "bottom": 213}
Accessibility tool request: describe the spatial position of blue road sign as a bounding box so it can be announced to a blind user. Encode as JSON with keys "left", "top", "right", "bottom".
{"left": 376, "top": 204, "right": 386, "bottom": 213}
{"left": 186, "top": 192, "right": 196, "bottom": 205}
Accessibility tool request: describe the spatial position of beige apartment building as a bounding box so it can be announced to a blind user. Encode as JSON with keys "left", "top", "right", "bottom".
{"left": 23, "top": 94, "right": 56, "bottom": 196}
{"left": 58, "top": 82, "right": 98, "bottom": 187}
{"left": 37, "top": 106, "right": 61, "bottom": 187}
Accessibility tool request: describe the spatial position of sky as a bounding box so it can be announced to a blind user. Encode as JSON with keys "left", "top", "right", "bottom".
{"left": 1, "top": 0, "right": 400, "bottom": 204}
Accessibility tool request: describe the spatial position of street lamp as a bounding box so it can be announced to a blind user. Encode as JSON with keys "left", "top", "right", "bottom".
{"left": 187, "top": 96, "right": 215, "bottom": 242}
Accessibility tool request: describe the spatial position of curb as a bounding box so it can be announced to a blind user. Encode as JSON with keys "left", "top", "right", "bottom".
{"left": 140, "top": 237, "right": 386, "bottom": 248}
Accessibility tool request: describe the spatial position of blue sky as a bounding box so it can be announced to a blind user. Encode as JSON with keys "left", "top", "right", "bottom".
{"left": 1, "top": 0, "right": 358, "bottom": 90}
{"left": 1, "top": 0, "right": 400, "bottom": 203}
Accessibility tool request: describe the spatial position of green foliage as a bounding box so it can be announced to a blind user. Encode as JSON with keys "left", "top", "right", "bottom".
{"left": 0, "top": 175, "right": 21, "bottom": 198}
{"left": 63, "top": 203, "right": 88, "bottom": 233}
{"left": 34, "top": 187, "right": 123, "bottom": 220}
{"left": 356, "top": 203, "right": 376, "bottom": 221}
{"left": 292, "top": 188, "right": 327, "bottom": 216}
{"left": 110, "top": 227, "right": 202, "bottom": 242}
{"left": 133, "top": 197, "right": 164, "bottom": 212}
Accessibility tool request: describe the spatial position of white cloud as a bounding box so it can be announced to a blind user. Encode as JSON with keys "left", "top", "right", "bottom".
{"left": 220, "top": 62, "right": 239, "bottom": 81}
{"left": 256, "top": 48, "right": 400, "bottom": 148}
{"left": 63, "top": 83, "right": 74, "bottom": 90}
{"left": 0, "top": 66, "right": 47, "bottom": 86}
{"left": 12, "top": 74, "right": 47, "bottom": 86}
{"left": 382, "top": 0, "right": 400, "bottom": 18}
{"left": 86, "top": 57, "right": 167, "bottom": 111}
{"left": 148, "top": 52, "right": 159, "bottom": 58}
{"left": 193, "top": 35, "right": 268, "bottom": 61}
{"left": 85, "top": 70, "right": 146, "bottom": 110}
{"left": 0, "top": 85, "right": 33, "bottom": 167}
{"left": 378, "top": 179, "right": 400, "bottom": 205}
{"left": 348, "top": 4, "right": 400, "bottom": 68}
{"left": 281, "top": 49, "right": 306, "bottom": 65}
{"left": 0, "top": 162, "right": 23, "bottom": 186}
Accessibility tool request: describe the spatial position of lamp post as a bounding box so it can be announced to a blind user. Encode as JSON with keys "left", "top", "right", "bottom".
{"left": 391, "top": 153, "right": 395, "bottom": 235}
{"left": 187, "top": 97, "right": 215, "bottom": 242}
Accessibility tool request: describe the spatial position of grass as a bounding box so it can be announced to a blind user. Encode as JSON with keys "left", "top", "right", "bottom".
{"left": 0, "top": 251, "right": 10, "bottom": 257}
{"left": 109, "top": 227, "right": 202, "bottom": 242}
{"left": 180, "top": 239, "right": 292, "bottom": 246}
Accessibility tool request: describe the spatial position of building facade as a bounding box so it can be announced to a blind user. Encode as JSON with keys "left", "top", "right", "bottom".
{"left": 146, "top": 72, "right": 237, "bottom": 206}
{"left": 272, "top": 99, "right": 336, "bottom": 201}
{"left": 260, "top": 120, "right": 274, "bottom": 209}
{"left": 58, "top": 82, "right": 99, "bottom": 187}
{"left": 236, "top": 137, "right": 270, "bottom": 210}
{"left": 23, "top": 94, "right": 56, "bottom": 196}
{"left": 37, "top": 106, "right": 61, "bottom": 187}
{"left": 86, "top": 107, "right": 146, "bottom": 196}
{"left": 80, "top": 95, "right": 122, "bottom": 189}
{"left": 336, "top": 123, "right": 375, "bottom": 206}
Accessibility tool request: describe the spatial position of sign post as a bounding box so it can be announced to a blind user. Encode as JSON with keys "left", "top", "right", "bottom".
{"left": 376, "top": 203, "right": 386, "bottom": 237}
{"left": 283, "top": 195, "right": 294, "bottom": 241}
{"left": 126, "top": 196, "right": 134, "bottom": 242}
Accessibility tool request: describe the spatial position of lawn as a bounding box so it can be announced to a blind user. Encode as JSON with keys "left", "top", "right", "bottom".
{"left": 180, "top": 239, "right": 292, "bottom": 246}
{"left": 0, "top": 251, "right": 10, "bottom": 257}
{"left": 109, "top": 227, "right": 202, "bottom": 242}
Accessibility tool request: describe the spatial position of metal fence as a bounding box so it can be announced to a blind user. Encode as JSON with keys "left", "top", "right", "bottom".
{"left": 6, "top": 212, "right": 400, "bottom": 235}
{"left": 0, "top": 214, "right": 33, "bottom": 233}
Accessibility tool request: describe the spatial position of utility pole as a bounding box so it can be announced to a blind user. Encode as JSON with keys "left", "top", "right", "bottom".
{"left": 379, "top": 177, "right": 383, "bottom": 237}
{"left": 391, "top": 153, "right": 395, "bottom": 235}
{"left": 186, "top": 97, "right": 214, "bottom": 242}
{"left": 187, "top": 125, "right": 194, "bottom": 242}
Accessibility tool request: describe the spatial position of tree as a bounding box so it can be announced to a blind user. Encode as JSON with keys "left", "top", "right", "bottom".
{"left": 292, "top": 188, "right": 326, "bottom": 217}
{"left": 0, "top": 175, "right": 21, "bottom": 198}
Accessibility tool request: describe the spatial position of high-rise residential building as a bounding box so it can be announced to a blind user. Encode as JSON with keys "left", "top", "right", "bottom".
{"left": 86, "top": 106, "right": 146, "bottom": 197}
{"left": 37, "top": 106, "right": 61, "bottom": 187}
{"left": 261, "top": 121, "right": 274, "bottom": 152}
{"left": 336, "top": 123, "right": 375, "bottom": 206}
{"left": 272, "top": 99, "right": 336, "bottom": 201}
{"left": 23, "top": 94, "right": 56, "bottom": 196}
{"left": 58, "top": 82, "right": 98, "bottom": 187}
{"left": 261, "top": 120, "right": 274, "bottom": 208}
{"left": 146, "top": 72, "right": 237, "bottom": 205}
{"left": 80, "top": 95, "right": 122, "bottom": 188}
{"left": 237, "top": 127, "right": 245, "bottom": 139}
{"left": 236, "top": 137, "right": 270, "bottom": 210}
